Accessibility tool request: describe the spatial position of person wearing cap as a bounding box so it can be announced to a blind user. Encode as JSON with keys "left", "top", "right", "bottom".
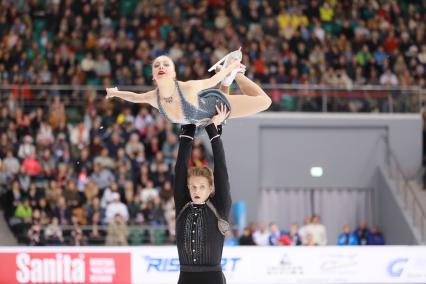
{"left": 105, "top": 192, "right": 129, "bottom": 223}
{"left": 174, "top": 104, "right": 231, "bottom": 284}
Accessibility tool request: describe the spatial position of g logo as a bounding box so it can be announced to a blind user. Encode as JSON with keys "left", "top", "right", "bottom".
{"left": 387, "top": 258, "right": 408, "bottom": 277}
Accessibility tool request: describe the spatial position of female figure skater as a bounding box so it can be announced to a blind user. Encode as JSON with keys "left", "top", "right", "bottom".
{"left": 174, "top": 104, "right": 231, "bottom": 284}
{"left": 105, "top": 49, "right": 271, "bottom": 127}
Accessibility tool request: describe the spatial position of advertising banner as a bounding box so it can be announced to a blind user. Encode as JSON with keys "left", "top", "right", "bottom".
{"left": 0, "top": 249, "right": 131, "bottom": 284}
{"left": 0, "top": 246, "right": 425, "bottom": 283}
{"left": 130, "top": 246, "right": 426, "bottom": 284}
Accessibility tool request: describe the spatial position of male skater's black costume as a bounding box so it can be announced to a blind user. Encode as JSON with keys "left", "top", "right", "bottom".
{"left": 174, "top": 124, "right": 231, "bottom": 284}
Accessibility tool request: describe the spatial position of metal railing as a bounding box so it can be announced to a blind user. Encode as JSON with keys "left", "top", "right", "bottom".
{"left": 17, "top": 224, "right": 172, "bottom": 246}
{"left": 383, "top": 136, "right": 426, "bottom": 243}
{"left": 0, "top": 84, "right": 423, "bottom": 113}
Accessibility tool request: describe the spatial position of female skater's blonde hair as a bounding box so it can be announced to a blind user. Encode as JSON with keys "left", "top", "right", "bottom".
{"left": 152, "top": 55, "right": 175, "bottom": 69}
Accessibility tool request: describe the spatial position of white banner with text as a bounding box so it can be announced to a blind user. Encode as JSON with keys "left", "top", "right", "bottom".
{"left": 0, "top": 246, "right": 425, "bottom": 283}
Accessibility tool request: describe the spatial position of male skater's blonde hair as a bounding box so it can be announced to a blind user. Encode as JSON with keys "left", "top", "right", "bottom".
{"left": 187, "top": 167, "right": 213, "bottom": 186}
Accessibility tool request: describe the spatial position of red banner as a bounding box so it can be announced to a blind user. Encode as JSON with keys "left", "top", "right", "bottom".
{"left": 0, "top": 252, "right": 131, "bottom": 284}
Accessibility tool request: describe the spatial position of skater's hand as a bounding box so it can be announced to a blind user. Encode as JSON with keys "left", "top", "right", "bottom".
{"left": 211, "top": 103, "right": 230, "bottom": 127}
{"left": 224, "top": 61, "right": 245, "bottom": 75}
{"left": 106, "top": 87, "right": 118, "bottom": 99}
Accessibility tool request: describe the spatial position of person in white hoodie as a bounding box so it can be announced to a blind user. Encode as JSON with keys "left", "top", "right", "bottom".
{"left": 299, "top": 216, "right": 312, "bottom": 245}
{"left": 309, "top": 214, "right": 328, "bottom": 246}
{"left": 105, "top": 192, "right": 129, "bottom": 223}
{"left": 252, "top": 222, "right": 270, "bottom": 246}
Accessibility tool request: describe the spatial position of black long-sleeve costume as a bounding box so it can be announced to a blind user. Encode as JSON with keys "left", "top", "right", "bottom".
{"left": 174, "top": 124, "right": 231, "bottom": 284}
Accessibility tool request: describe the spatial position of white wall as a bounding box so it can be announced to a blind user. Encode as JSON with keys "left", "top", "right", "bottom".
{"left": 214, "top": 113, "right": 422, "bottom": 224}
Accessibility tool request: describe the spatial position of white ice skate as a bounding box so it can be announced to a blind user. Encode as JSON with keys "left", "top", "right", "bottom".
{"left": 208, "top": 47, "right": 243, "bottom": 86}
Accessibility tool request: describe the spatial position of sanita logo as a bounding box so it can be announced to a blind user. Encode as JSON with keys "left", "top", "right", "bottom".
{"left": 143, "top": 257, "right": 241, "bottom": 272}
{"left": 387, "top": 258, "right": 408, "bottom": 277}
{"left": 16, "top": 253, "right": 85, "bottom": 283}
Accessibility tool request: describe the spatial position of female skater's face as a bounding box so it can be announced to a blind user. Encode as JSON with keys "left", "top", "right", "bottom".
{"left": 152, "top": 56, "right": 176, "bottom": 82}
{"left": 188, "top": 176, "right": 213, "bottom": 204}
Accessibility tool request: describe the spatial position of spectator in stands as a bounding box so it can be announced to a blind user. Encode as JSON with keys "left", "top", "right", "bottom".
{"left": 94, "top": 148, "right": 116, "bottom": 170}
{"left": 40, "top": 149, "right": 56, "bottom": 179}
{"left": 31, "top": 209, "right": 42, "bottom": 225}
{"left": 85, "top": 196, "right": 103, "bottom": 223}
{"left": 298, "top": 216, "right": 313, "bottom": 245}
{"left": 17, "top": 135, "right": 35, "bottom": 160}
{"left": 159, "top": 180, "right": 174, "bottom": 202}
{"left": 337, "top": 225, "right": 358, "bottom": 245}
{"left": 101, "top": 181, "right": 121, "bottom": 208}
{"left": 140, "top": 180, "right": 159, "bottom": 204}
{"left": 36, "top": 121, "right": 54, "bottom": 146}
{"left": 69, "top": 122, "right": 90, "bottom": 157}
{"left": 88, "top": 212, "right": 105, "bottom": 245}
{"left": 269, "top": 222, "right": 283, "bottom": 246}
{"left": 253, "top": 222, "right": 270, "bottom": 246}
{"left": 105, "top": 192, "right": 129, "bottom": 224}
{"left": 36, "top": 198, "right": 52, "bottom": 225}
{"left": 0, "top": 159, "right": 10, "bottom": 194}
{"left": 163, "top": 199, "right": 176, "bottom": 238}
{"left": 27, "top": 223, "right": 42, "bottom": 246}
{"left": 354, "top": 222, "right": 370, "bottom": 245}
{"left": 137, "top": 165, "right": 151, "bottom": 188}
{"left": 63, "top": 180, "right": 82, "bottom": 209}
{"left": 22, "top": 153, "right": 41, "bottom": 177}
{"left": 105, "top": 131, "right": 124, "bottom": 159}
{"left": 239, "top": 226, "right": 256, "bottom": 245}
{"left": 310, "top": 214, "right": 328, "bottom": 246}
{"left": 106, "top": 214, "right": 129, "bottom": 246}
{"left": 7, "top": 181, "right": 22, "bottom": 213}
{"left": 15, "top": 198, "right": 33, "bottom": 224}
{"left": 129, "top": 195, "right": 143, "bottom": 224}
{"left": 380, "top": 68, "right": 399, "bottom": 86}
{"left": 70, "top": 216, "right": 87, "bottom": 246}
{"left": 368, "top": 226, "right": 385, "bottom": 245}
{"left": 162, "top": 132, "right": 178, "bottom": 165}
{"left": 54, "top": 196, "right": 72, "bottom": 225}
{"left": 44, "top": 217, "right": 63, "bottom": 245}
{"left": 142, "top": 195, "right": 166, "bottom": 226}
{"left": 190, "top": 145, "right": 209, "bottom": 168}
{"left": 56, "top": 163, "right": 72, "bottom": 189}
{"left": 84, "top": 181, "right": 99, "bottom": 204}
{"left": 2, "top": 148, "right": 20, "bottom": 176}
{"left": 51, "top": 132, "right": 70, "bottom": 162}
{"left": 281, "top": 223, "right": 302, "bottom": 246}
{"left": 89, "top": 136, "right": 104, "bottom": 159}
{"left": 17, "top": 165, "right": 31, "bottom": 192}
{"left": 125, "top": 133, "right": 145, "bottom": 159}
{"left": 27, "top": 183, "right": 42, "bottom": 208}
{"left": 90, "top": 162, "right": 115, "bottom": 191}
{"left": 46, "top": 180, "right": 62, "bottom": 210}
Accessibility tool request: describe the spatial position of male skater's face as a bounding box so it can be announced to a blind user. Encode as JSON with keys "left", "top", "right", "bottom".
{"left": 188, "top": 176, "right": 213, "bottom": 204}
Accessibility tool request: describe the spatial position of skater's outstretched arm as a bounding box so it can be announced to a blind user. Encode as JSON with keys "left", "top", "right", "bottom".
{"left": 106, "top": 87, "right": 158, "bottom": 107}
